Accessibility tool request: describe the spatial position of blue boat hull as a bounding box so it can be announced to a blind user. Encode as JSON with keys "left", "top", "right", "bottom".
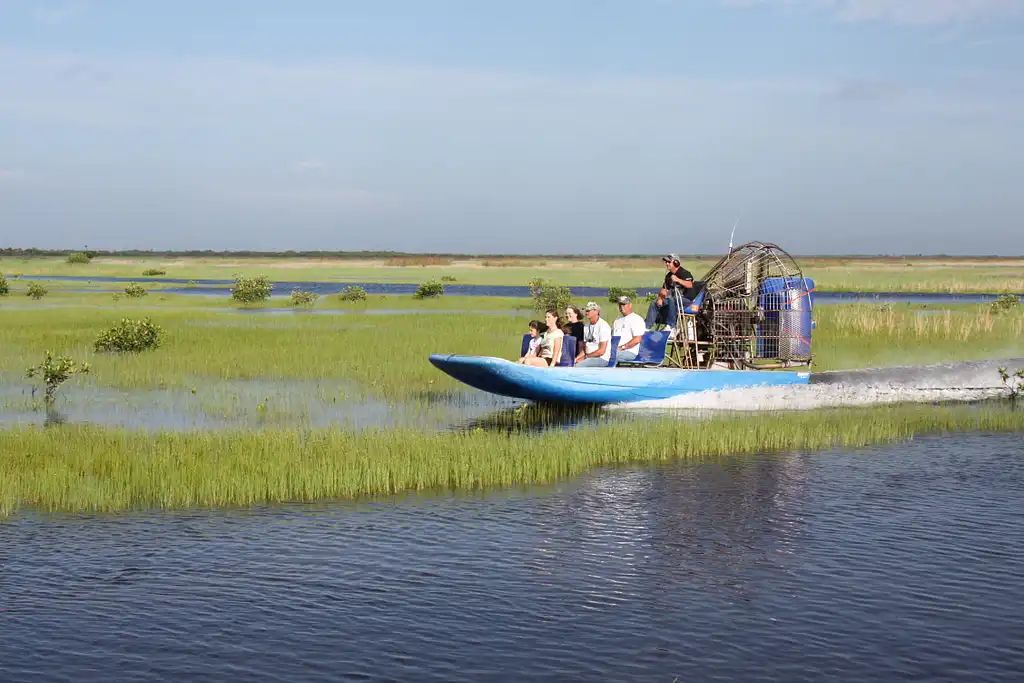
{"left": 428, "top": 354, "right": 811, "bottom": 404}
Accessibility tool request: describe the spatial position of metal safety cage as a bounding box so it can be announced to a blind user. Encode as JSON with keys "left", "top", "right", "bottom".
{"left": 674, "top": 241, "right": 814, "bottom": 370}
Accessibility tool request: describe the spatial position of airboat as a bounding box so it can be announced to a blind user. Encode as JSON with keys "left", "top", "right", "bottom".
{"left": 429, "top": 241, "right": 816, "bottom": 404}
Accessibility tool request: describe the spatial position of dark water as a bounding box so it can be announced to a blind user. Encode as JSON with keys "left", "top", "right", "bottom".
{"left": 16, "top": 274, "right": 1022, "bottom": 304}
{"left": 3, "top": 432, "right": 1023, "bottom": 682}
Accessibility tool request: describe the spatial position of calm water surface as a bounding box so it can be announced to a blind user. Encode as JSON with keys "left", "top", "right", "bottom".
{"left": 16, "top": 274, "right": 1022, "bottom": 304}
{"left": 2, "top": 433, "right": 1023, "bottom": 682}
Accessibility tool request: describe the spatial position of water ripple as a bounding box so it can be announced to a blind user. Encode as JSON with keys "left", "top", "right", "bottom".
{"left": 2, "top": 433, "right": 1024, "bottom": 681}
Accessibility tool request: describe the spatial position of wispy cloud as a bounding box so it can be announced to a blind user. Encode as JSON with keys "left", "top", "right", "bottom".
{"left": 0, "top": 167, "right": 27, "bottom": 181}
{"left": 220, "top": 185, "right": 393, "bottom": 211}
{"left": 1, "top": 45, "right": 1014, "bottom": 134}
{"left": 291, "top": 160, "right": 327, "bottom": 172}
{"left": 32, "top": 2, "right": 89, "bottom": 24}
{"left": 722, "top": 0, "right": 1024, "bottom": 25}
{"left": 830, "top": 80, "right": 908, "bottom": 101}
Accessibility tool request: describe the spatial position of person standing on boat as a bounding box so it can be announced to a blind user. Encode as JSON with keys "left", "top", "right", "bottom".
{"left": 645, "top": 253, "right": 694, "bottom": 332}
{"left": 612, "top": 296, "right": 646, "bottom": 362}
{"left": 576, "top": 302, "right": 613, "bottom": 367}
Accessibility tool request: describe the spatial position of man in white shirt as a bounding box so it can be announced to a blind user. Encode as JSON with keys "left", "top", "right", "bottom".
{"left": 611, "top": 296, "right": 647, "bottom": 362}
{"left": 575, "top": 301, "right": 613, "bottom": 367}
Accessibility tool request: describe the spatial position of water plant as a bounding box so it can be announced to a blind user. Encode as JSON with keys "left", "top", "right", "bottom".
{"left": 26, "top": 282, "right": 47, "bottom": 299}
{"left": 528, "top": 277, "right": 572, "bottom": 313}
{"left": 414, "top": 280, "right": 445, "bottom": 298}
{"left": 1, "top": 298, "right": 1021, "bottom": 401}
{"left": 0, "top": 273, "right": 8, "bottom": 295}
{"left": 94, "top": 317, "right": 164, "bottom": 353}
{"left": 25, "top": 351, "right": 90, "bottom": 405}
{"left": 290, "top": 289, "right": 319, "bottom": 307}
{"left": 66, "top": 251, "right": 92, "bottom": 265}
{"left": 991, "top": 294, "right": 1021, "bottom": 314}
{"left": 999, "top": 367, "right": 1024, "bottom": 399}
{"left": 607, "top": 286, "right": 638, "bottom": 303}
{"left": 124, "top": 282, "right": 148, "bottom": 298}
{"left": 339, "top": 285, "right": 368, "bottom": 302}
{"left": 231, "top": 274, "right": 272, "bottom": 303}
{"left": 1, "top": 404, "right": 1023, "bottom": 515}
{"left": 142, "top": 268, "right": 167, "bottom": 276}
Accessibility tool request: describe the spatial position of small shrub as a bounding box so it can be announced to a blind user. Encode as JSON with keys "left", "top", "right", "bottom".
{"left": 528, "top": 277, "right": 572, "bottom": 313}
{"left": 94, "top": 317, "right": 163, "bottom": 353}
{"left": 607, "top": 286, "right": 638, "bottom": 303}
{"left": 230, "top": 274, "right": 272, "bottom": 303}
{"left": 124, "top": 282, "right": 147, "bottom": 298}
{"left": 290, "top": 289, "right": 319, "bottom": 306}
{"left": 142, "top": 268, "right": 167, "bottom": 276}
{"left": 0, "top": 273, "right": 8, "bottom": 296}
{"left": 339, "top": 285, "right": 368, "bottom": 302}
{"left": 26, "top": 351, "right": 90, "bottom": 405}
{"left": 414, "top": 280, "right": 445, "bottom": 299}
{"left": 644, "top": 291, "right": 659, "bottom": 304}
{"left": 991, "top": 295, "right": 1021, "bottom": 314}
{"left": 66, "top": 252, "right": 92, "bottom": 264}
{"left": 440, "top": 275, "right": 457, "bottom": 283}
{"left": 27, "top": 282, "right": 47, "bottom": 299}
{"left": 999, "top": 367, "right": 1024, "bottom": 400}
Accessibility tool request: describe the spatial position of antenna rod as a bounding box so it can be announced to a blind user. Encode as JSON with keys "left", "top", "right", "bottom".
{"left": 728, "top": 209, "right": 744, "bottom": 252}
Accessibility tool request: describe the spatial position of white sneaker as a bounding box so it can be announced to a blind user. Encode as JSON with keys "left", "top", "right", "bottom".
{"left": 665, "top": 327, "right": 677, "bottom": 340}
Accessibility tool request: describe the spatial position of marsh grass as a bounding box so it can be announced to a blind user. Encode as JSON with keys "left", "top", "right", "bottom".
{"left": 1, "top": 301, "right": 1021, "bottom": 399}
{"left": 2, "top": 404, "right": 1022, "bottom": 515}
{"left": 7, "top": 255, "right": 1022, "bottom": 292}
{"left": 0, "top": 305, "right": 522, "bottom": 397}
{"left": 812, "top": 304, "right": 1024, "bottom": 370}
{"left": 386, "top": 256, "right": 454, "bottom": 267}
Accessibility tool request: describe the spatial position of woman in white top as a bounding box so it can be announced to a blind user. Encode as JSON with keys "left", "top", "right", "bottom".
{"left": 522, "top": 310, "right": 564, "bottom": 368}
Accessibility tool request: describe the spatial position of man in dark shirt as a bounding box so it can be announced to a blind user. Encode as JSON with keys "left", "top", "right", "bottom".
{"left": 645, "top": 253, "right": 694, "bottom": 330}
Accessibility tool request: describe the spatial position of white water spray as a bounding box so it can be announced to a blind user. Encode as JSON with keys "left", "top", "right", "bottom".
{"left": 613, "top": 358, "right": 1024, "bottom": 413}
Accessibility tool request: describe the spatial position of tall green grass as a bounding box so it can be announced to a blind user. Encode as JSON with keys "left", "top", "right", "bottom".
{"left": 2, "top": 404, "right": 1022, "bottom": 516}
{"left": 1, "top": 300, "right": 1021, "bottom": 399}
{"left": 5, "top": 255, "right": 1023, "bottom": 292}
{"left": 812, "top": 304, "right": 1024, "bottom": 370}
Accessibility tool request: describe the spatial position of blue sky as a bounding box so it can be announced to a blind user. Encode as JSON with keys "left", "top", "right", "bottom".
{"left": 1, "top": 0, "right": 1022, "bottom": 254}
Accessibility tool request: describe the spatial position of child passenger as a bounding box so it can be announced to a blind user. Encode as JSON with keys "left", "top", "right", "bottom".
{"left": 517, "top": 320, "right": 544, "bottom": 364}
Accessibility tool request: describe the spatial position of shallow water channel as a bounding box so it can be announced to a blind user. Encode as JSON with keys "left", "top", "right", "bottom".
{"left": 18, "top": 274, "right": 1024, "bottom": 304}
{"left": 2, "top": 432, "right": 1022, "bottom": 681}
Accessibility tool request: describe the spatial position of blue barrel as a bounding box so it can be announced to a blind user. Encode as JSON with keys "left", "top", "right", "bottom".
{"left": 757, "top": 276, "right": 814, "bottom": 360}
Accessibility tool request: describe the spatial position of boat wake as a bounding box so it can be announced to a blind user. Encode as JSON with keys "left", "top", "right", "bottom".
{"left": 614, "top": 358, "right": 1024, "bottom": 412}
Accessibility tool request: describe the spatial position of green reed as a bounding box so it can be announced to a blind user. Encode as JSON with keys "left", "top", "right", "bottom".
{"left": 1, "top": 299, "right": 1021, "bottom": 400}
{"left": 2, "top": 404, "right": 1022, "bottom": 515}
{"left": 6, "top": 255, "right": 1023, "bottom": 292}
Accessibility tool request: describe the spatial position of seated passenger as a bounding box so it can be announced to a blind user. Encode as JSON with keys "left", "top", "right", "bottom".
{"left": 575, "top": 301, "right": 612, "bottom": 367}
{"left": 517, "top": 320, "right": 543, "bottom": 364}
{"left": 563, "top": 305, "right": 585, "bottom": 354}
{"left": 522, "top": 310, "right": 564, "bottom": 368}
{"left": 645, "top": 253, "right": 694, "bottom": 333}
{"left": 611, "top": 296, "right": 646, "bottom": 362}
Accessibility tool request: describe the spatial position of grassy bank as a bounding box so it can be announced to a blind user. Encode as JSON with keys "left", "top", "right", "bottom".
{"left": 1, "top": 297, "right": 1021, "bottom": 400}
{"left": 4, "top": 255, "right": 1023, "bottom": 293}
{"left": 2, "top": 404, "right": 1022, "bottom": 516}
